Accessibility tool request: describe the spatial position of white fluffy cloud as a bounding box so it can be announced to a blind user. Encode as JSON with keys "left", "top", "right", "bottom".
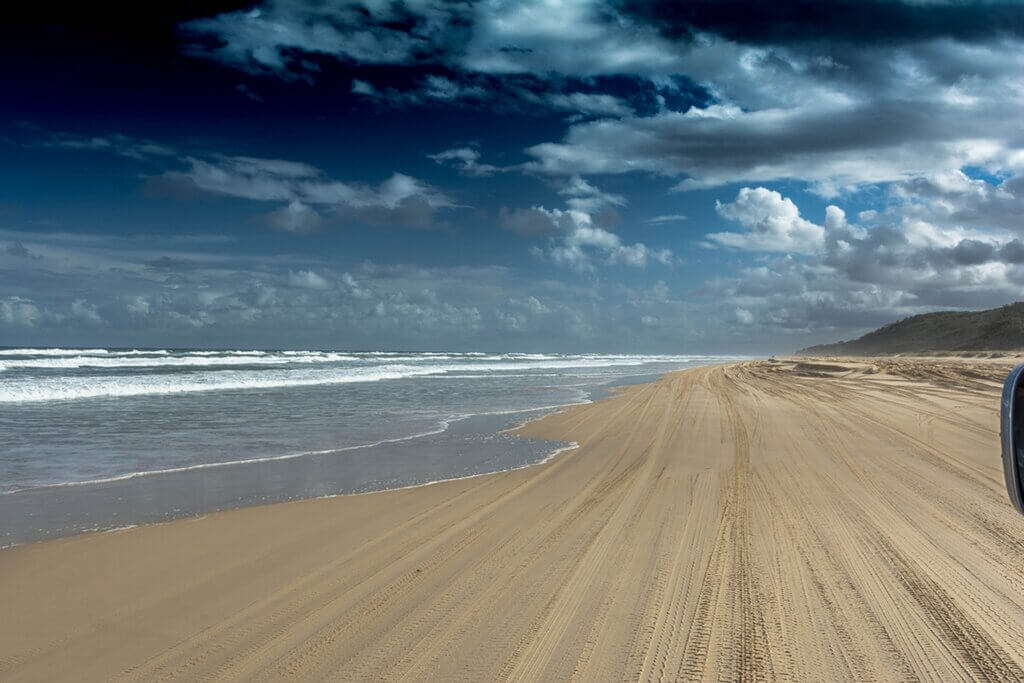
{"left": 0, "top": 297, "right": 43, "bottom": 327}
{"left": 496, "top": 172, "right": 671, "bottom": 271}
{"left": 527, "top": 207, "right": 672, "bottom": 271}
{"left": 124, "top": 296, "right": 151, "bottom": 316}
{"left": 287, "top": 269, "right": 332, "bottom": 290}
{"left": 708, "top": 187, "right": 825, "bottom": 254}
{"left": 70, "top": 299, "right": 103, "bottom": 324}
{"left": 702, "top": 179, "right": 1024, "bottom": 339}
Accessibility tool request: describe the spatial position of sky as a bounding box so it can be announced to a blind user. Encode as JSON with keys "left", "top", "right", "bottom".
{"left": 1, "top": 1, "right": 1023, "bottom": 353}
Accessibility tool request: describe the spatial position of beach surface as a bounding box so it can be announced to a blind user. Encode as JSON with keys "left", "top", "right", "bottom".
{"left": 4, "top": 357, "right": 1024, "bottom": 681}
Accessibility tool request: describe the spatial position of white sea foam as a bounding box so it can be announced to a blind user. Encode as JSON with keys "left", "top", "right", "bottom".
{"left": 0, "top": 363, "right": 436, "bottom": 402}
{"left": 0, "top": 352, "right": 359, "bottom": 369}
{"left": 0, "top": 347, "right": 112, "bottom": 356}
{"left": 0, "top": 353, "right": 744, "bottom": 403}
{"left": 0, "top": 351, "right": 544, "bottom": 368}
{"left": 184, "top": 350, "right": 264, "bottom": 355}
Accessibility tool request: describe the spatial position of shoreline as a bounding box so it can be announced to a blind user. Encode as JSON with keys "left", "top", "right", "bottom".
{"left": 5, "top": 358, "right": 1024, "bottom": 680}
{"left": 0, "top": 439, "right": 584, "bottom": 552}
{"left": 0, "top": 370, "right": 673, "bottom": 549}
{"left": 0, "top": 407, "right": 572, "bottom": 550}
{"left": 0, "top": 362, "right": 690, "bottom": 550}
{"left": 2, "top": 400, "right": 587, "bottom": 496}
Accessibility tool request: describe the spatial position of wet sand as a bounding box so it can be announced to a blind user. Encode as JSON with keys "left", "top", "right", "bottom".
{"left": 0, "top": 410, "right": 565, "bottom": 548}
{"left": 4, "top": 357, "right": 1024, "bottom": 681}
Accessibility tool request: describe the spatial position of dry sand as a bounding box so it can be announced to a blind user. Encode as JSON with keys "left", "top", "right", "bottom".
{"left": 4, "top": 358, "right": 1024, "bottom": 681}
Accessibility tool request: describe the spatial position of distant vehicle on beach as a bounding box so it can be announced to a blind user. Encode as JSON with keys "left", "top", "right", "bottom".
{"left": 1001, "top": 364, "right": 1024, "bottom": 514}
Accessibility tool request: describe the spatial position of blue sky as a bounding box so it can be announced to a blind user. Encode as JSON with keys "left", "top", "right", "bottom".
{"left": 2, "top": 1, "right": 1024, "bottom": 352}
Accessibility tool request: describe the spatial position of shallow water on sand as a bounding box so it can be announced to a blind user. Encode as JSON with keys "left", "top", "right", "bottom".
{"left": 0, "top": 349, "right": 741, "bottom": 545}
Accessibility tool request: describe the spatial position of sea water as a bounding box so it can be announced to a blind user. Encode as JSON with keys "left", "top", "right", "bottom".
{"left": 0, "top": 348, "right": 740, "bottom": 545}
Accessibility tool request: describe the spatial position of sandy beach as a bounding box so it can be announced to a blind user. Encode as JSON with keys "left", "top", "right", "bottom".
{"left": 4, "top": 357, "right": 1024, "bottom": 681}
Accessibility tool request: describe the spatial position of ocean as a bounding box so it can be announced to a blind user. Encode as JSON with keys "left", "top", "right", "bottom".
{"left": 0, "top": 348, "right": 741, "bottom": 546}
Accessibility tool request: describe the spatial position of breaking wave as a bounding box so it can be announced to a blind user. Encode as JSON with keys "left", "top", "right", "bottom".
{"left": 0, "top": 348, "right": 742, "bottom": 403}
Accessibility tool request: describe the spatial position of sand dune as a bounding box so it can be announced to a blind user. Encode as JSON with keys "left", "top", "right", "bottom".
{"left": 4, "top": 359, "right": 1024, "bottom": 681}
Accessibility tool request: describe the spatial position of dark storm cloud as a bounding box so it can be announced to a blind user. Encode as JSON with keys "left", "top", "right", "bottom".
{"left": 891, "top": 173, "right": 1024, "bottom": 233}
{"left": 525, "top": 96, "right": 1021, "bottom": 194}
{"left": 947, "top": 239, "right": 997, "bottom": 266}
{"left": 620, "top": 0, "right": 1024, "bottom": 45}
{"left": 182, "top": 1, "right": 474, "bottom": 77}
{"left": 1000, "top": 240, "right": 1024, "bottom": 264}
{"left": 178, "top": 1, "right": 711, "bottom": 116}
{"left": 349, "top": 69, "right": 651, "bottom": 117}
